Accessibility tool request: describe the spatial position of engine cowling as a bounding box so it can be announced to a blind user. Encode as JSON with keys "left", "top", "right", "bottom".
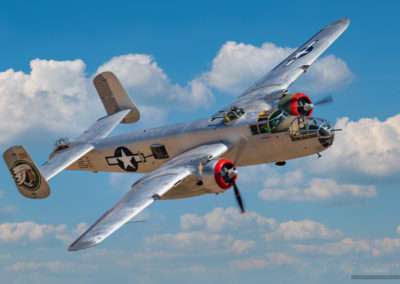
{"left": 200, "top": 159, "right": 237, "bottom": 192}
{"left": 278, "top": 93, "right": 313, "bottom": 116}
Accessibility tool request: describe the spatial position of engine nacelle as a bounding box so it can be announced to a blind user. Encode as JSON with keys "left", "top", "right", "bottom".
{"left": 200, "top": 159, "right": 237, "bottom": 193}
{"left": 278, "top": 93, "right": 313, "bottom": 116}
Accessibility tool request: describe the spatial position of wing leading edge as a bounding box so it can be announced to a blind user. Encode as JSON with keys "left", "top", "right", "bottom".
{"left": 68, "top": 142, "right": 230, "bottom": 251}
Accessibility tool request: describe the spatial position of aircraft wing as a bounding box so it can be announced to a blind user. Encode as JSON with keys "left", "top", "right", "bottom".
{"left": 68, "top": 142, "right": 230, "bottom": 251}
{"left": 224, "top": 18, "right": 349, "bottom": 110}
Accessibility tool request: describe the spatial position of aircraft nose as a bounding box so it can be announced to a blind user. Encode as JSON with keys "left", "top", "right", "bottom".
{"left": 318, "top": 120, "right": 334, "bottom": 148}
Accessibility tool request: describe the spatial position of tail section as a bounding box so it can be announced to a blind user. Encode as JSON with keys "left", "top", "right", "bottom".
{"left": 3, "top": 146, "right": 50, "bottom": 199}
{"left": 93, "top": 71, "right": 140, "bottom": 124}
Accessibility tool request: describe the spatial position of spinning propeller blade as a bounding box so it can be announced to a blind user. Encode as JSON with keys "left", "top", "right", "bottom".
{"left": 230, "top": 136, "right": 248, "bottom": 214}
{"left": 232, "top": 181, "right": 246, "bottom": 214}
{"left": 233, "top": 135, "right": 248, "bottom": 166}
{"left": 314, "top": 94, "right": 334, "bottom": 106}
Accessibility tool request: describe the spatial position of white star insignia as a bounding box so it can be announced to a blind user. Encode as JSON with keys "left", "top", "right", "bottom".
{"left": 117, "top": 149, "right": 135, "bottom": 170}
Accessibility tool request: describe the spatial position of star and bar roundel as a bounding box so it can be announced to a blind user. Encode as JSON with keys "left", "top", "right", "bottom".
{"left": 106, "top": 146, "right": 144, "bottom": 172}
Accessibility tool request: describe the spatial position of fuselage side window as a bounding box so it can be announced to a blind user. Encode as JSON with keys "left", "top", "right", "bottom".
{"left": 250, "top": 109, "right": 289, "bottom": 135}
{"left": 258, "top": 123, "right": 270, "bottom": 134}
{"left": 250, "top": 125, "right": 259, "bottom": 135}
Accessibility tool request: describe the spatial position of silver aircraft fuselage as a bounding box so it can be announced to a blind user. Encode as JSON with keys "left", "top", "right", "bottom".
{"left": 67, "top": 109, "right": 334, "bottom": 176}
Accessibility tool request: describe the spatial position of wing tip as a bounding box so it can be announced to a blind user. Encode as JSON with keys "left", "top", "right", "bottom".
{"left": 340, "top": 17, "right": 350, "bottom": 26}
{"left": 68, "top": 240, "right": 97, "bottom": 252}
{"left": 322, "top": 18, "right": 350, "bottom": 34}
{"left": 334, "top": 17, "right": 350, "bottom": 28}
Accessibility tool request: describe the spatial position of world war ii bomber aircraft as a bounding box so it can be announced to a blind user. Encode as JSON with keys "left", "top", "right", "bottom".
{"left": 3, "top": 18, "right": 349, "bottom": 251}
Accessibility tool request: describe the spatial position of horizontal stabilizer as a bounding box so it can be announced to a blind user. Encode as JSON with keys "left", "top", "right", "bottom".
{"left": 41, "top": 143, "right": 94, "bottom": 181}
{"left": 42, "top": 109, "right": 131, "bottom": 180}
{"left": 3, "top": 146, "right": 50, "bottom": 199}
{"left": 93, "top": 71, "right": 140, "bottom": 124}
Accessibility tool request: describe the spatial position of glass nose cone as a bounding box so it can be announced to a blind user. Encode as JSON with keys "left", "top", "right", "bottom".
{"left": 318, "top": 120, "right": 334, "bottom": 148}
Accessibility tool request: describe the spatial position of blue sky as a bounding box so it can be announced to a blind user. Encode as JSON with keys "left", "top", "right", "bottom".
{"left": 0, "top": 1, "right": 400, "bottom": 283}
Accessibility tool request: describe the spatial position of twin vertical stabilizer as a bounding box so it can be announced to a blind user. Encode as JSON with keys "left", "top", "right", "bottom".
{"left": 3, "top": 146, "right": 50, "bottom": 199}
{"left": 93, "top": 71, "right": 140, "bottom": 124}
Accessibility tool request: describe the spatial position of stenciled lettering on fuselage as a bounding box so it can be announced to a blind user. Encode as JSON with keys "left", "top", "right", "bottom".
{"left": 285, "top": 40, "right": 318, "bottom": 67}
{"left": 106, "top": 146, "right": 145, "bottom": 172}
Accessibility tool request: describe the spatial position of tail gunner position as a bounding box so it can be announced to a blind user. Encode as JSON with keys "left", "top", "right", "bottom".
{"left": 3, "top": 18, "right": 349, "bottom": 251}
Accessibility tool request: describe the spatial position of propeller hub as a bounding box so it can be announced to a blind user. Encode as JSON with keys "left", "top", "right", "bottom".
{"left": 303, "top": 103, "right": 314, "bottom": 111}
{"left": 227, "top": 169, "right": 238, "bottom": 179}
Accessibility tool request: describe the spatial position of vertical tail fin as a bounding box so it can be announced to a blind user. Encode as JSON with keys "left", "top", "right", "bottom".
{"left": 93, "top": 71, "right": 140, "bottom": 124}
{"left": 3, "top": 146, "right": 50, "bottom": 199}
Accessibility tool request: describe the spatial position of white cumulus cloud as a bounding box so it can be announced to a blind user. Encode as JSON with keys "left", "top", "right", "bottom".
{"left": 259, "top": 177, "right": 376, "bottom": 204}
{"left": 292, "top": 237, "right": 400, "bottom": 257}
{"left": 96, "top": 54, "right": 214, "bottom": 108}
{"left": 0, "top": 221, "right": 86, "bottom": 246}
{"left": 266, "top": 252, "right": 300, "bottom": 266}
{"left": 203, "top": 41, "right": 292, "bottom": 94}
{"left": 253, "top": 167, "right": 376, "bottom": 205}
{"left": 294, "top": 54, "right": 354, "bottom": 94}
{"left": 4, "top": 261, "right": 95, "bottom": 272}
{"left": 145, "top": 231, "right": 232, "bottom": 250}
{"left": 264, "top": 220, "right": 343, "bottom": 241}
{"left": 0, "top": 221, "right": 66, "bottom": 242}
{"left": 0, "top": 59, "right": 97, "bottom": 144}
{"left": 229, "top": 257, "right": 269, "bottom": 271}
{"left": 180, "top": 207, "right": 276, "bottom": 232}
{"left": 228, "top": 240, "right": 256, "bottom": 255}
{"left": 310, "top": 114, "right": 400, "bottom": 180}
{"left": 0, "top": 55, "right": 214, "bottom": 146}
{"left": 229, "top": 253, "right": 300, "bottom": 271}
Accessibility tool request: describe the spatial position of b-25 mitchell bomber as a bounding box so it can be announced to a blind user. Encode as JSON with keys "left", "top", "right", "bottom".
{"left": 3, "top": 18, "right": 349, "bottom": 251}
